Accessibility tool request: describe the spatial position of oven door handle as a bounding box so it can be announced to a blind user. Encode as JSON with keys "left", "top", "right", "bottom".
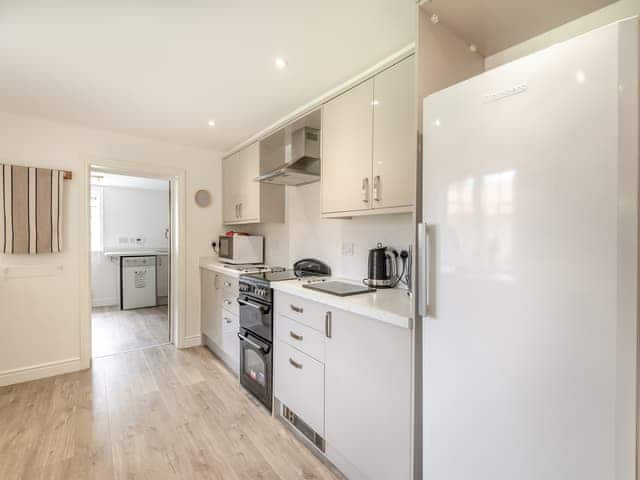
{"left": 237, "top": 298, "right": 269, "bottom": 313}
{"left": 237, "top": 332, "right": 270, "bottom": 353}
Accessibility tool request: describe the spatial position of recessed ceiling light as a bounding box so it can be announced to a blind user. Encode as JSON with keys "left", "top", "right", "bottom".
{"left": 275, "top": 57, "right": 288, "bottom": 70}
{"left": 207, "top": 120, "right": 216, "bottom": 127}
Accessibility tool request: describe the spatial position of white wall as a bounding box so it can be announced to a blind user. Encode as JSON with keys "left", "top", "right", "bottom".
{"left": 242, "top": 182, "right": 413, "bottom": 283}
{"left": 0, "top": 111, "right": 222, "bottom": 386}
{"left": 102, "top": 186, "right": 169, "bottom": 250}
{"left": 485, "top": 0, "right": 639, "bottom": 69}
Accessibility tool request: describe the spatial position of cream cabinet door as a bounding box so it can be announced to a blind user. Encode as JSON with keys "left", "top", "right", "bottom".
{"left": 222, "top": 152, "right": 240, "bottom": 223}
{"left": 322, "top": 79, "right": 374, "bottom": 214}
{"left": 372, "top": 56, "right": 416, "bottom": 209}
{"left": 238, "top": 142, "right": 260, "bottom": 222}
{"left": 325, "top": 309, "right": 412, "bottom": 480}
{"left": 201, "top": 270, "right": 221, "bottom": 343}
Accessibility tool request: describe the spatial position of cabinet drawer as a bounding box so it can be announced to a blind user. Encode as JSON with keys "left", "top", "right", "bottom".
{"left": 275, "top": 341, "right": 325, "bottom": 436}
{"left": 221, "top": 309, "right": 238, "bottom": 334}
{"left": 277, "top": 314, "right": 325, "bottom": 363}
{"left": 221, "top": 292, "right": 239, "bottom": 316}
{"left": 220, "top": 276, "right": 239, "bottom": 295}
{"left": 221, "top": 310, "right": 239, "bottom": 363}
{"left": 222, "top": 330, "right": 240, "bottom": 365}
{"left": 275, "top": 291, "right": 329, "bottom": 333}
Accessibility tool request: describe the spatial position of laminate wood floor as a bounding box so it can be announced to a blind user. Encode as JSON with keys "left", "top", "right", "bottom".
{"left": 0, "top": 345, "right": 340, "bottom": 480}
{"left": 92, "top": 306, "right": 169, "bottom": 358}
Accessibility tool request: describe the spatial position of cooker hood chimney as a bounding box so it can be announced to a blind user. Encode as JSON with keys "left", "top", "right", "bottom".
{"left": 255, "top": 127, "right": 320, "bottom": 186}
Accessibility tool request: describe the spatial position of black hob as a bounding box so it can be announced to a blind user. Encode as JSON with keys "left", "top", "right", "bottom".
{"left": 240, "top": 258, "right": 332, "bottom": 291}
{"left": 242, "top": 269, "right": 310, "bottom": 285}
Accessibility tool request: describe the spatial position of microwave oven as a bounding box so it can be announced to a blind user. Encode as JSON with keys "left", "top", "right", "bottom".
{"left": 218, "top": 235, "right": 264, "bottom": 264}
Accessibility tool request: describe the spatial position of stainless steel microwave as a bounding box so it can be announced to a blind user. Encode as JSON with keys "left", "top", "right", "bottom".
{"left": 218, "top": 235, "right": 264, "bottom": 264}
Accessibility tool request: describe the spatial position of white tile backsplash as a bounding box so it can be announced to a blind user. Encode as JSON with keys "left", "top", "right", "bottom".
{"left": 242, "top": 182, "right": 413, "bottom": 282}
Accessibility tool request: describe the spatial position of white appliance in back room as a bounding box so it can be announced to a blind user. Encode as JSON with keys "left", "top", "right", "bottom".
{"left": 419, "top": 19, "right": 638, "bottom": 480}
{"left": 122, "top": 256, "right": 157, "bottom": 309}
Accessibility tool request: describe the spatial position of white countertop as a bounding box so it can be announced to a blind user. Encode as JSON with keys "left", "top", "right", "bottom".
{"left": 272, "top": 279, "right": 413, "bottom": 330}
{"left": 199, "top": 258, "right": 269, "bottom": 278}
{"left": 104, "top": 250, "right": 168, "bottom": 256}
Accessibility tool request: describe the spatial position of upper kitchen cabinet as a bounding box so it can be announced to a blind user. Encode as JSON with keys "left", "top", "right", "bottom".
{"left": 222, "top": 142, "right": 285, "bottom": 225}
{"left": 321, "top": 79, "right": 374, "bottom": 214}
{"left": 372, "top": 55, "right": 416, "bottom": 210}
{"left": 322, "top": 54, "right": 415, "bottom": 218}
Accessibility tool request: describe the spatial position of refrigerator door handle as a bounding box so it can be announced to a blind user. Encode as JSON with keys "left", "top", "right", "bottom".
{"left": 418, "top": 222, "right": 430, "bottom": 317}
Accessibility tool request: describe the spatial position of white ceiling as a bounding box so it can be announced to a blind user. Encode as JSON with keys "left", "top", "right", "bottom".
{"left": 91, "top": 172, "right": 169, "bottom": 191}
{"left": 0, "top": 1, "right": 416, "bottom": 152}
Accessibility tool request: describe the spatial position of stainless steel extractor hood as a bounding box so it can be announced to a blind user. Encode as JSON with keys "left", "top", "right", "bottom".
{"left": 255, "top": 127, "right": 320, "bottom": 186}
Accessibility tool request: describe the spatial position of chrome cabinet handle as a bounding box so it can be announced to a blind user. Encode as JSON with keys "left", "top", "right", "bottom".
{"left": 224, "top": 299, "right": 232, "bottom": 306}
{"left": 418, "top": 223, "right": 430, "bottom": 316}
{"left": 224, "top": 281, "right": 232, "bottom": 287}
{"left": 325, "top": 311, "right": 332, "bottom": 338}
{"left": 289, "top": 331, "right": 303, "bottom": 341}
{"left": 290, "top": 304, "right": 303, "bottom": 314}
{"left": 239, "top": 203, "right": 243, "bottom": 219}
{"left": 362, "top": 178, "right": 369, "bottom": 203}
{"left": 289, "top": 358, "right": 303, "bottom": 369}
{"left": 373, "top": 175, "right": 381, "bottom": 202}
{"left": 224, "top": 317, "right": 232, "bottom": 324}
{"left": 235, "top": 204, "right": 238, "bottom": 218}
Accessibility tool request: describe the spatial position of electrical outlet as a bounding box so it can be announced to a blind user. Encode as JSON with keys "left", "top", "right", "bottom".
{"left": 341, "top": 242, "right": 355, "bottom": 256}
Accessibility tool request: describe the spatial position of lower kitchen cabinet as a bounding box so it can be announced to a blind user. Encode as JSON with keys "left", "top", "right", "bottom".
{"left": 200, "top": 269, "right": 220, "bottom": 342}
{"left": 273, "top": 291, "right": 412, "bottom": 480}
{"left": 275, "top": 340, "right": 325, "bottom": 435}
{"left": 325, "top": 308, "right": 412, "bottom": 480}
{"left": 200, "top": 268, "right": 240, "bottom": 373}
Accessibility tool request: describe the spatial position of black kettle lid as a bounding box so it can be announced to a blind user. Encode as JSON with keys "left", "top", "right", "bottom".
{"left": 371, "top": 242, "right": 387, "bottom": 252}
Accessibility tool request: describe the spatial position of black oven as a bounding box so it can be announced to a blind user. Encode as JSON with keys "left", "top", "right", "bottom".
{"left": 237, "top": 327, "right": 272, "bottom": 411}
{"left": 237, "top": 285, "right": 273, "bottom": 411}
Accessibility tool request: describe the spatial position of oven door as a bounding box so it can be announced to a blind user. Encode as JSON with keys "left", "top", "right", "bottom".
{"left": 238, "top": 328, "right": 272, "bottom": 411}
{"left": 237, "top": 295, "right": 272, "bottom": 342}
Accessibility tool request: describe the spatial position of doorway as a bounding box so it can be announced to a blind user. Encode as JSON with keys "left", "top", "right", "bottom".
{"left": 89, "top": 171, "right": 171, "bottom": 357}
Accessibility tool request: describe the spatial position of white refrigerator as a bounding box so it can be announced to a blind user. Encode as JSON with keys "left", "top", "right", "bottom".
{"left": 420, "top": 19, "right": 638, "bottom": 480}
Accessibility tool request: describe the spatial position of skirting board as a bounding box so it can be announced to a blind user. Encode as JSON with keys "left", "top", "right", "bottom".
{"left": 0, "top": 357, "right": 84, "bottom": 387}
{"left": 181, "top": 334, "right": 203, "bottom": 348}
{"left": 91, "top": 297, "right": 119, "bottom": 308}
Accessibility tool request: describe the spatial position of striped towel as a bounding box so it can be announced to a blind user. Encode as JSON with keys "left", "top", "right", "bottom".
{"left": 0, "top": 164, "right": 64, "bottom": 254}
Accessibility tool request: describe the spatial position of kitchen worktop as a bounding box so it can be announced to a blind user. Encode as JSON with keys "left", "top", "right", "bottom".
{"left": 199, "top": 257, "right": 268, "bottom": 278}
{"left": 272, "top": 279, "right": 413, "bottom": 330}
{"left": 104, "top": 250, "right": 168, "bottom": 256}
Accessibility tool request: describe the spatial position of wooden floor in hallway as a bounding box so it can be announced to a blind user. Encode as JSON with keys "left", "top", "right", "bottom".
{"left": 92, "top": 305, "right": 169, "bottom": 357}
{"left": 0, "top": 345, "right": 340, "bottom": 480}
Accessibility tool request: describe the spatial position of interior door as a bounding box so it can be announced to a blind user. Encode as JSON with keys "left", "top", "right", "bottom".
{"left": 372, "top": 55, "right": 416, "bottom": 209}
{"left": 321, "top": 79, "right": 374, "bottom": 214}
{"left": 421, "top": 21, "right": 637, "bottom": 480}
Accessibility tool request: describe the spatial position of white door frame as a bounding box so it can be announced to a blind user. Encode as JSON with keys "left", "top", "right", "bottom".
{"left": 79, "top": 156, "right": 187, "bottom": 365}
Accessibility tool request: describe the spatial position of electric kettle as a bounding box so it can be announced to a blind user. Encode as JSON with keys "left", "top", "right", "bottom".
{"left": 365, "top": 243, "right": 399, "bottom": 288}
